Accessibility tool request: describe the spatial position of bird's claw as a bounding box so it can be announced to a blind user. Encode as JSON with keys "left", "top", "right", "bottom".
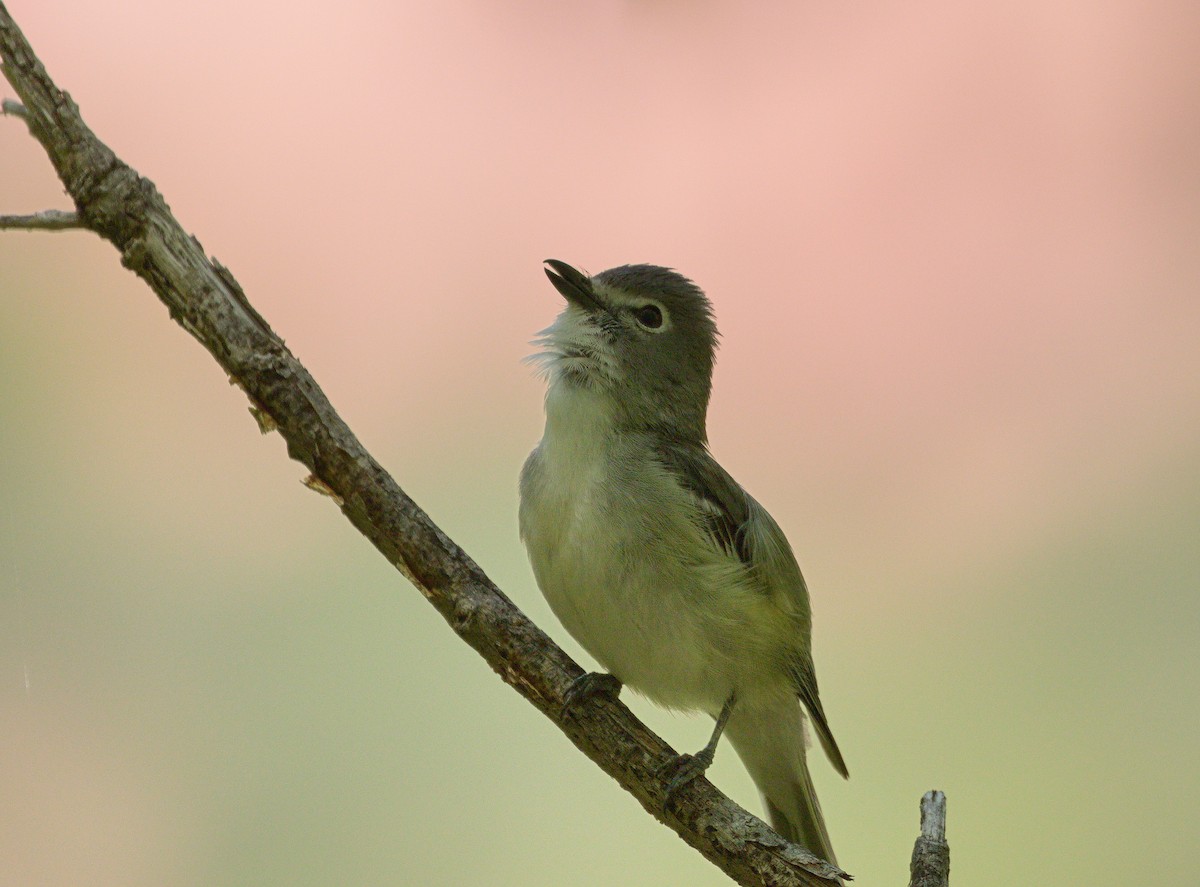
{"left": 658, "top": 751, "right": 713, "bottom": 814}
{"left": 560, "top": 672, "right": 622, "bottom": 720}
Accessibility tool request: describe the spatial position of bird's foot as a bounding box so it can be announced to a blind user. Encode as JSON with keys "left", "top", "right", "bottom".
{"left": 560, "top": 672, "right": 622, "bottom": 720}
{"left": 657, "top": 747, "right": 716, "bottom": 814}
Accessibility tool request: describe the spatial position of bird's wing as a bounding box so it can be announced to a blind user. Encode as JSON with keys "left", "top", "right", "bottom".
{"left": 791, "top": 656, "right": 850, "bottom": 778}
{"left": 654, "top": 440, "right": 848, "bottom": 779}
{"left": 653, "top": 440, "right": 754, "bottom": 567}
{"left": 653, "top": 440, "right": 807, "bottom": 594}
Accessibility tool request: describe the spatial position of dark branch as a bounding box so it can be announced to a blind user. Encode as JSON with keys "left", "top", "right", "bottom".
{"left": 0, "top": 4, "right": 849, "bottom": 885}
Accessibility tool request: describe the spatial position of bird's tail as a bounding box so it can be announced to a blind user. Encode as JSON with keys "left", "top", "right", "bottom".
{"left": 723, "top": 699, "right": 838, "bottom": 867}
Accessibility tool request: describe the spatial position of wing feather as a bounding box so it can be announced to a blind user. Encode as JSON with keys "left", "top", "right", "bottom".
{"left": 655, "top": 440, "right": 848, "bottom": 779}
{"left": 654, "top": 442, "right": 753, "bottom": 566}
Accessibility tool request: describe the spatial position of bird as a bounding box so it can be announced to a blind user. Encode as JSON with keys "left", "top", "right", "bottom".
{"left": 519, "top": 259, "right": 847, "bottom": 865}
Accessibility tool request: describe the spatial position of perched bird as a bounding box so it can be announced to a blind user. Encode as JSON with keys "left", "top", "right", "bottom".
{"left": 519, "top": 260, "right": 847, "bottom": 865}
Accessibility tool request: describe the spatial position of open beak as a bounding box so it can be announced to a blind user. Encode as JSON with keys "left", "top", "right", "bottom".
{"left": 544, "top": 259, "right": 605, "bottom": 313}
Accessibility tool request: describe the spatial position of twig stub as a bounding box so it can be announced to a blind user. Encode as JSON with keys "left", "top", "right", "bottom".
{"left": 908, "top": 790, "right": 950, "bottom": 887}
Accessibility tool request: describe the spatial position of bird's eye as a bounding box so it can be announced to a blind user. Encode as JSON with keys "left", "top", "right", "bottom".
{"left": 634, "top": 304, "right": 663, "bottom": 329}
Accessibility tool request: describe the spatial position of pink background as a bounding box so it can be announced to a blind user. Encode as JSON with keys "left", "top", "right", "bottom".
{"left": 3, "top": 2, "right": 1198, "bottom": 885}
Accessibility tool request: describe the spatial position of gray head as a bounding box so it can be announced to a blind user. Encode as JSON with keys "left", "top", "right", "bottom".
{"left": 535, "top": 259, "right": 718, "bottom": 442}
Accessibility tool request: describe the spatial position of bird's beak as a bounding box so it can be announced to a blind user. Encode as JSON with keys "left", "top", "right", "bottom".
{"left": 544, "top": 259, "right": 605, "bottom": 313}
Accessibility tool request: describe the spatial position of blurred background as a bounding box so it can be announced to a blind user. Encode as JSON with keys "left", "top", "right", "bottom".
{"left": 2, "top": 2, "right": 1198, "bottom": 885}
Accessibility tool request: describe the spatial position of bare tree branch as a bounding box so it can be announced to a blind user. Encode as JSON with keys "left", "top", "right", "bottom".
{"left": 0, "top": 208, "right": 80, "bottom": 229}
{"left": 908, "top": 791, "right": 950, "bottom": 887}
{"left": 0, "top": 5, "right": 852, "bottom": 885}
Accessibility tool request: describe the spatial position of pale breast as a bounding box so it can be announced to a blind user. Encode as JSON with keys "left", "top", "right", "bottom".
{"left": 521, "top": 430, "right": 753, "bottom": 711}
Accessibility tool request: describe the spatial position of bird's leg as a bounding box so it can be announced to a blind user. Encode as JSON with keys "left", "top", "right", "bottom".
{"left": 560, "top": 672, "right": 623, "bottom": 719}
{"left": 660, "top": 692, "right": 736, "bottom": 811}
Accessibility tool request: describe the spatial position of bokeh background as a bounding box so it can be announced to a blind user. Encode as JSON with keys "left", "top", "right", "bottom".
{"left": 3, "top": 2, "right": 1198, "bottom": 885}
